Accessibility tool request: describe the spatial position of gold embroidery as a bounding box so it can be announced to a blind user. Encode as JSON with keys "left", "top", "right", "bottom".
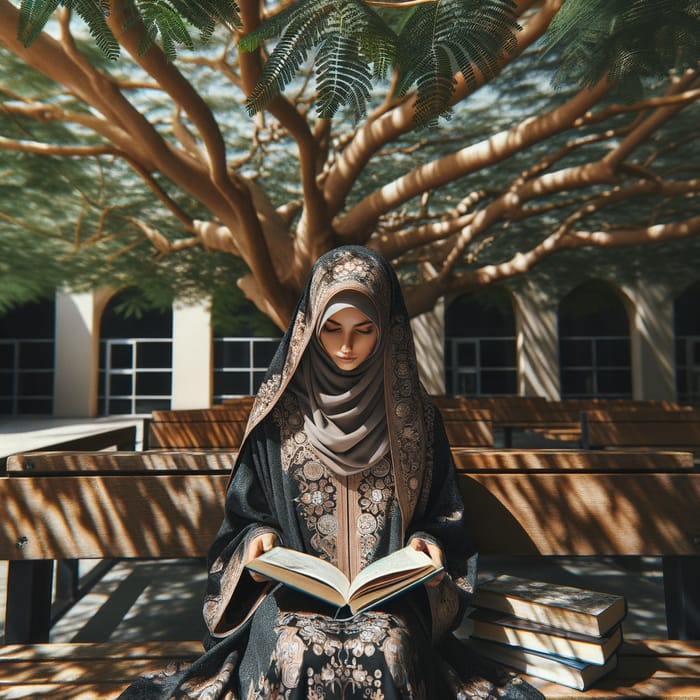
{"left": 246, "top": 610, "right": 424, "bottom": 699}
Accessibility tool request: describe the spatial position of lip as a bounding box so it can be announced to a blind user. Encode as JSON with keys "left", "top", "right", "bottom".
{"left": 336, "top": 355, "right": 356, "bottom": 363}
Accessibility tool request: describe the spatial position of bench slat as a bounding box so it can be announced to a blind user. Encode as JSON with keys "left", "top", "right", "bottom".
{"left": 148, "top": 421, "right": 246, "bottom": 448}
{"left": 0, "top": 474, "right": 227, "bottom": 559}
{"left": 3, "top": 472, "right": 699, "bottom": 559}
{"left": 5, "top": 451, "right": 237, "bottom": 473}
{"left": 452, "top": 449, "right": 694, "bottom": 471}
{"left": 460, "top": 472, "right": 700, "bottom": 555}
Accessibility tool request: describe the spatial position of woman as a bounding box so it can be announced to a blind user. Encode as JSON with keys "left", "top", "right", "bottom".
{"left": 121, "top": 246, "right": 540, "bottom": 699}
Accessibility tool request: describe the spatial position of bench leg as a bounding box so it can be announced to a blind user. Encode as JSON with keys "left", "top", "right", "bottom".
{"left": 5, "top": 560, "right": 54, "bottom": 643}
{"left": 662, "top": 555, "right": 700, "bottom": 639}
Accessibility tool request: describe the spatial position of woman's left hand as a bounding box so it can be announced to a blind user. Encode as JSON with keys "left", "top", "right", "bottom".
{"left": 408, "top": 537, "right": 445, "bottom": 587}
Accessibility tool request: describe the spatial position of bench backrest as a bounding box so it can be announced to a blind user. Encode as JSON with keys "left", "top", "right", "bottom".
{"left": 582, "top": 408, "right": 700, "bottom": 449}
{"left": 3, "top": 450, "right": 699, "bottom": 561}
{"left": 147, "top": 409, "right": 249, "bottom": 448}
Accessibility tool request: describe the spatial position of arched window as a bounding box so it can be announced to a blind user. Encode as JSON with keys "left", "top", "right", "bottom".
{"left": 558, "top": 281, "right": 631, "bottom": 398}
{"left": 674, "top": 280, "right": 700, "bottom": 406}
{"left": 99, "top": 291, "right": 173, "bottom": 414}
{"left": 0, "top": 299, "right": 55, "bottom": 414}
{"left": 444, "top": 289, "right": 516, "bottom": 395}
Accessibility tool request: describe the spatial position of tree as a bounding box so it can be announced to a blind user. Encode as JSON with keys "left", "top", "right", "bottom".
{"left": 0, "top": 0, "right": 698, "bottom": 329}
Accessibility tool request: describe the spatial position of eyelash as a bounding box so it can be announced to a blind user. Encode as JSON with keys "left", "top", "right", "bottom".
{"left": 322, "top": 326, "right": 374, "bottom": 335}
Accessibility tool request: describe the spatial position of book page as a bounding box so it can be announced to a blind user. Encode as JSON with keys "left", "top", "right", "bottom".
{"left": 247, "top": 547, "right": 350, "bottom": 597}
{"left": 349, "top": 547, "right": 437, "bottom": 598}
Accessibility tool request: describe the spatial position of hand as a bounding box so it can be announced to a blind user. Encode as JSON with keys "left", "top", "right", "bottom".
{"left": 409, "top": 537, "right": 445, "bottom": 587}
{"left": 245, "top": 531, "right": 279, "bottom": 583}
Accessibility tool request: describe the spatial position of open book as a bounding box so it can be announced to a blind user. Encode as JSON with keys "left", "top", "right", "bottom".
{"left": 246, "top": 545, "right": 443, "bottom": 617}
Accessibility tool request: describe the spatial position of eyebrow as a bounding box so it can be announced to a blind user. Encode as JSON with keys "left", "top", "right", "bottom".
{"left": 325, "top": 319, "right": 375, "bottom": 328}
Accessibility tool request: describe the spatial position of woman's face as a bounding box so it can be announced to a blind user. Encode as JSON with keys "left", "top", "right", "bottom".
{"left": 319, "top": 306, "right": 378, "bottom": 370}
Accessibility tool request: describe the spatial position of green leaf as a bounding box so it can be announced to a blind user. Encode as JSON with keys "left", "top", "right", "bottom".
{"left": 396, "top": 0, "right": 520, "bottom": 123}
{"left": 243, "top": 0, "right": 395, "bottom": 118}
{"left": 544, "top": 0, "right": 700, "bottom": 96}
{"left": 17, "top": 0, "right": 61, "bottom": 47}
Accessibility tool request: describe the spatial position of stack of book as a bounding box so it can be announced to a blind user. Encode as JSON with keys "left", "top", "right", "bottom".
{"left": 463, "top": 574, "right": 626, "bottom": 691}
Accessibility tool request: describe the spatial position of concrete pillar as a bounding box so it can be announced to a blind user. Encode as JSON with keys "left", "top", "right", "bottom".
{"left": 53, "top": 290, "right": 99, "bottom": 417}
{"left": 171, "top": 298, "right": 213, "bottom": 409}
{"left": 512, "top": 282, "right": 560, "bottom": 399}
{"left": 411, "top": 299, "right": 446, "bottom": 395}
{"left": 629, "top": 282, "right": 675, "bottom": 400}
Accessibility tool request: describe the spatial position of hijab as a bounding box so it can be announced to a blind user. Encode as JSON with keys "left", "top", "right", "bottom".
{"left": 291, "top": 289, "right": 389, "bottom": 476}
{"left": 241, "top": 246, "right": 429, "bottom": 533}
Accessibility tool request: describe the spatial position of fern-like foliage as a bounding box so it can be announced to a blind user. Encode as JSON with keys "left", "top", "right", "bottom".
{"left": 396, "top": 0, "right": 520, "bottom": 124}
{"left": 241, "top": 0, "right": 396, "bottom": 119}
{"left": 17, "top": 0, "right": 241, "bottom": 61}
{"left": 544, "top": 0, "right": 700, "bottom": 97}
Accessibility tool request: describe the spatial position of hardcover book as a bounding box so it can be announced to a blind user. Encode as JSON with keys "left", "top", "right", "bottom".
{"left": 466, "top": 608, "right": 623, "bottom": 665}
{"left": 472, "top": 574, "right": 626, "bottom": 636}
{"left": 467, "top": 638, "right": 618, "bottom": 691}
{"left": 245, "top": 545, "right": 443, "bottom": 617}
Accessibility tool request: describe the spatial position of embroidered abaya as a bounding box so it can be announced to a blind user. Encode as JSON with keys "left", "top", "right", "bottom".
{"left": 119, "top": 246, "right": 542, "bottom": 700}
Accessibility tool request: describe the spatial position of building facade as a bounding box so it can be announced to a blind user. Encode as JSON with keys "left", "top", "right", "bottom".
{"left": 2, "top": 268, "right": 699, "bottom": 416}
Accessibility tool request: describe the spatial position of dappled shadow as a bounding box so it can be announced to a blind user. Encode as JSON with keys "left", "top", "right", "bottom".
{"left": 1, "top": 473, "right": 227, "bottom": 560}
{"left": 458, "top": 471, "right": 700, "bottom": 557}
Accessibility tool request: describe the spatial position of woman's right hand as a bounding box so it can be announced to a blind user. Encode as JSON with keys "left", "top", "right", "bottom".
{"left": 244, "top": 532, "right": 279, "bottom": 582}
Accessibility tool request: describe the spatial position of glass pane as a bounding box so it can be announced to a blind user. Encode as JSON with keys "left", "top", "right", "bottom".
{"left": 561, "top": 369, "right": 594, "bottom": 396}
{"left": 137, "top": 342, "right": 172, "bottom": 369}
{"left": 559, "top": 339, "right": 592, "bottom": 366}
{"left": 0, "top": 343, "right": 15, "bottom": 367}
{"left": 108, "top": 399, "right": 132, "bottom": 414}
{"left": 457, "top": 371, "right": 477, "bottom": 395}
{"left": 214, "top": 371, "right": 251, "bottom": 395}
{"left": 456, "top": 343, "right": 476, "bottom": 365}
{"left": 0, "top": 373, "right": 13, "bottom": 394}
{"left": 253, "top": 341, "right": 278, "bottom": 367}
{"left": 480, "top": 339, "right": 515, "bottom": 367}
{"left": 597, "top": 369, "right": 632, "bottom": 396}
{"left": 693, "top": 342, "right": 700, "bottom": 364}
{"left": 675, "top": 339, "right": 686, "bottom": 365}
{"left": 0, "top": 398, "right": 13, "bottom": 413}
{"left": 108, "top": 374, "right": 133, "bottom": 395}
{"left": 136, "top": 372, "right": 172, "bottom": 395}
{"left": 18, "top": 372, "right": 53, "bottom": 395}
{"left": 19, "top": 342, "right": 53, "bottom": 369}
{"left": 109, "top": 344, "right": 133, "bottom": 369}
{"left": 596, "top": 339, "right": 630, "bottom": 367}
{"left": 136, "top": 398, "right": 171, "bottom": 413}
{"left": 480, "top": 370, "right": 517, "bottom": 395}
{"left": 215, "top": 341, "right": 250, "bottom": 367}
{"left": 17, "top": 398, "right": 52, "bottom": 414}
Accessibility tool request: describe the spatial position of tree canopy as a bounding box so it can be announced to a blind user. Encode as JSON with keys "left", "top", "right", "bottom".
{"left": 1, "top": 0, "right": 698, "bottom": 329}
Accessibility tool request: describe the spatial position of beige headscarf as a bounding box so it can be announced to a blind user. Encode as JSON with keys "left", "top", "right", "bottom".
{"left": 291, "top": 289, "right": 389, "bottom": 475}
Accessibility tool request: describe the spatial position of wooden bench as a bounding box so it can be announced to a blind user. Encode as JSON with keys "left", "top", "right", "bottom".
{"left": 146, "top": 409, "right": 248, "bottom": 449}
{"left": 440, "top": 408, "right": 494, "bottom": 447}
{"left": 581, "top": 408, "right": 700, "bottom": 459}
{"left": 149, "top": 405, "right": 496, "bottom": 449}
{"left": 1, "top": 449, "right": 699, "bottom": 698}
